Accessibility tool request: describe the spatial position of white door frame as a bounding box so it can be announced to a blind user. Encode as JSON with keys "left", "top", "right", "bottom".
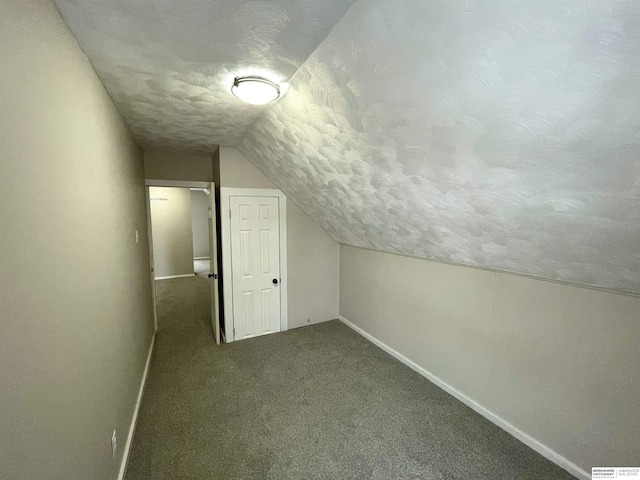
{"left": 144, "top": 179, "right": 215, "bottom": 335}
{"left": 220, "top": 187, "right": 288, "bottom": 342}
{"left": 146, "top": 179, "right": 210, "bottom": 189}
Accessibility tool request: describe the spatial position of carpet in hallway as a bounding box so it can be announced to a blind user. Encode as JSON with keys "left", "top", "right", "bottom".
{"left": 154, "top": 274, "right": 210, "bottom": 332}
{"left": 125, "top": 319, "right": 575, "bottom": 480}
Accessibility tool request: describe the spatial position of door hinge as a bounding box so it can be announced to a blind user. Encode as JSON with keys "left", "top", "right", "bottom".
{"left": 229, "top": 209, "right": 232, "bottom": 218}
{"left": 233, "top": 328, "right": 235, "bottom": 337}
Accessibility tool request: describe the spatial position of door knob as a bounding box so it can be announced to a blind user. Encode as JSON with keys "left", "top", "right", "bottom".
{"left": 272, "top": 278, "right": 278, "bottom": 285}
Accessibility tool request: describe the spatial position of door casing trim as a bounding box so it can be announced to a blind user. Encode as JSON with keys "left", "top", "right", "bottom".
{"left": 220, "top": 187, "right": 288, "bottom": 342}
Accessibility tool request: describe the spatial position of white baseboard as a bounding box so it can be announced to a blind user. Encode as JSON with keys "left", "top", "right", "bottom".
{"left": 118, "top": 334, "right": 155, "bottom": 480}
{"left": 337, "top": 315, "right": 589, "bottom": 480}
{"left": 154, "top": 273, "right": 194, "bottom": 280}
{"left": 193, "top": 256, "right": 210, "bottom": 261}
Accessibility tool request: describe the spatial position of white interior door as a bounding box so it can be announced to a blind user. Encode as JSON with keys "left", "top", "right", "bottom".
{"left": 229, "top": 196, "right": 281, "bottom": 340}
{"left": 145, "top": 186, "right": 158, "bottom": 332}
{"left": 208, "top": 183, "right": 220, "bottom": 345}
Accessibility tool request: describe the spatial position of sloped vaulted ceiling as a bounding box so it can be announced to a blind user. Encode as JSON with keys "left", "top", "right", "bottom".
{"left": 56, "top": 0, "right": 640, "bottom": 294}
{"left": 240, "top": 0, "right": 640, "bottom": 294}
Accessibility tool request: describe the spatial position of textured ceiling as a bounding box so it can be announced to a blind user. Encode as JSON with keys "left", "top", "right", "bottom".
{"left": 240, "top": 0, "right": 640, "bottom": 294}
{"left": 53, "top": 0, "right": 356, "bottom": 152}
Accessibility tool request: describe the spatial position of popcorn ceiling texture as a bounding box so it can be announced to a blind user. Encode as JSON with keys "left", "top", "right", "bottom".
{"left": 55, "top": 0, "right": 640, "bottom": 294}
{"left": 53, "top": 0, "right": 356, "bottom": 152}
{"left": 239, "top": 0, "right": 640, "bottom": 294}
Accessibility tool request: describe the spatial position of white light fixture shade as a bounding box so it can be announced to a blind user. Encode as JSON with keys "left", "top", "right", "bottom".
{"left": 231, "top": 76, "right": 280, "bottom": 105}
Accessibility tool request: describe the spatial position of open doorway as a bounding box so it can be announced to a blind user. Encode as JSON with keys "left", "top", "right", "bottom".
{"left": 145, "top": 180, "right": 220, "bottom": 344}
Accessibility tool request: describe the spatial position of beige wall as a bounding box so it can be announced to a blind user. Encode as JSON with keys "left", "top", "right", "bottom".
{"left": 339, "top": 245, "right": 640, "bottom": 477}
{"left": 144, "top": 151, "right": 213, "bottom": 182}
{"left": 190, "top": 190, "right": 210, "bottom": 259}
{"left": 212, "top": 147, "right": 221, "bottom": 186}
{"left": 218, "top": 146, "right": 276, "bottom": 189}
{"left": 216, "top": 146, "right": 339, "bottom": 328}
{"left": 0, "top": 1, "right": 155, "bottom": 479}
{"left": 287, "top": 203, "right": 340, "bottom": 327}
{"left": 149, "top": 187, "right": 194, "bottom": 278}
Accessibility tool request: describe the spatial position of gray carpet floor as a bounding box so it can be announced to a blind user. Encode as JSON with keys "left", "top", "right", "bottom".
{"left": 154, "top": 273, "right": 211, "bottom": 332}
{"left": 126, "top": 309, "right": 575, "bottom": 478}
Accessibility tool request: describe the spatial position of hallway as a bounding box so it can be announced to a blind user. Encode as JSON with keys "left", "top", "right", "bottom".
{"left": 154, "top": 259, "right": 211, "bottom": 332}
{"left": 124, "top": 318, "right": 573, "bottom": 480}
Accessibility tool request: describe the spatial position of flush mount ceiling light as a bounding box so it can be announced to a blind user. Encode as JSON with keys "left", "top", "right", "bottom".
{"left": 231, "top": 76, "right": 280, "bottom": 105}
